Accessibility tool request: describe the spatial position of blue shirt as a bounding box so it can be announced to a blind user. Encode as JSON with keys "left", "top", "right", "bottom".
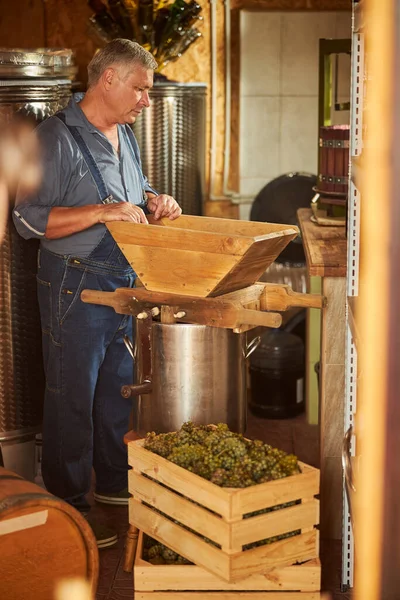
{"left": 13, "top": 94, "right": 158, "bottom": 257}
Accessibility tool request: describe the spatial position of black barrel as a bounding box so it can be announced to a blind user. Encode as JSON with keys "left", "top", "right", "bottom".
{"left": 250, "top": 172, "right": 317, "bottom": 265}
{"left": 249, "top": 328, "right": 305, "bottom": 419}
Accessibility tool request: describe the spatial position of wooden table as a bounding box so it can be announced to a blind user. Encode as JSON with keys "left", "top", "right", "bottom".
{"left": 298, "top": 208, "right": 347, "bottom": 541}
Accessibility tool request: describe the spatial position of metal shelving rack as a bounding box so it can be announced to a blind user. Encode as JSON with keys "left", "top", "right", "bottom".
{"left": 341, "top": 0, "right": 365, "bottom": 590}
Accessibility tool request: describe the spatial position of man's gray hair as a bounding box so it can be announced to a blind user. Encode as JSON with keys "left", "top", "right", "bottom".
{"left": 87, "top": 39, "right": 158, "bottom": 87}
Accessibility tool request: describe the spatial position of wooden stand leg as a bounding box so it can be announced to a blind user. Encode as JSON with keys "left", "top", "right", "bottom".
{"left": 123, "top": 523, "right": 139, "bottom": 573}
{"left": 123, "top": 430, "right": 143, "bottom": 573}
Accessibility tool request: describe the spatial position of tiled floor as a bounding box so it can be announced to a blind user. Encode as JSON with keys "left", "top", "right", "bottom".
{"left": 92, "top": 411, "right": 352, "bottom": 599}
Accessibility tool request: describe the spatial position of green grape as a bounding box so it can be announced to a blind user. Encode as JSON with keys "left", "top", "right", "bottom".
{"left": 143, "top": 422, "right": 305, "bottom": 552}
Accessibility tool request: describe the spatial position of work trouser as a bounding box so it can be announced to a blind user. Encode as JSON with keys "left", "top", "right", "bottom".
{"left": 37, "top": 242, "right": 135, "bottom": 512}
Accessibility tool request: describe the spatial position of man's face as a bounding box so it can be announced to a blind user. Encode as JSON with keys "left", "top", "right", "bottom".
{"left": 107, "top": 63, "right": 154, "bottom": 125}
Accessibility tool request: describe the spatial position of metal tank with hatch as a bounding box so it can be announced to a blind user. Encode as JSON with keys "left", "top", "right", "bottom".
{"left": 123, "top": 320, "right": 260, "bottom": 436}
{"left": 0, "top": 48, "right": 77, "bottom": 480}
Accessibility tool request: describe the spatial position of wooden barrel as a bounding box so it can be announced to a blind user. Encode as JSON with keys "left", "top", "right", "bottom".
{"left": 0, "top": 468, "right": 98, "bottom": 600}
{"left": 318, "top": 125, "right": 350, "bottom": 196}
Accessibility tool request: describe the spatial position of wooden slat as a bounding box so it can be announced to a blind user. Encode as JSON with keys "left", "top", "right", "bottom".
{"left": 129, "top": 440, "right": 319, "bottom": 582}
{"left": 231, "top": 500, "right": 319, "bottom": 548}
{"left": 135, "top": 563, "right": 321, "bottom": 593}
{"left": 211, "top": 235, "right": 298, "bottom": 296}
{"left": 115, "top": 284, "right": 265, "bottom": 306}
{"left": 107, "top": 222, "right": 254, "bottom": 256}
{"left": 129, "top": 470, "right": 318, "bottom": 550}
{"left": 232, "top": 299, "right": 260, "bottom": 333}
{"left": 152, "top": 302, "right": 282, "bottom": 329}
{"left": 160, "top": 306, "right": 176, "bottom": 324}
{"left": 230, "top": 531, "right": 319, "bottom": 583}
{"left": 319, "top": 277, "right": 346, "bottom": 541}
{"left": 297, "top": 208, "right": 347, "bottom": 278}
{"left": 129, "top": 442, "right": 319, "bottom": 519}
{"left": 218, "top": 283, "right": 265, "bottom": 305}
{"left": 129, "top": 499, "right": 231, "bottom": 581}
{"left": 118, "top": 245, "right": 241, "bottom": 297}
{"left": 129, "top": 471, "right": 230, "bottom": 547}
{"left": 131, "top": 500, "right": 319, "bottom": 583}
{"left": 135, "top": 533, "right": 321, "bottom": 592}
{"left": 81, "top": 283, "right": 320, "bottom": 313}
{"left": 230, "top": 464, "right": 320, "bottom": 518}
{"left": 149, "top": 215, "right": 298, "bottom": 238}
{"left": 129, "top": 441, "right": 319, "bottom": 520}
{"left": 107, "top": 217, "right": 297, "bottom": 297}
{"left": 128, "top": 442, "right": 233, "bottom": 518}
{"left": 229, "top": 6, "right": 241, "bottom": 194}
{"left": 80, "top": 288, "right": 282, "bottom": 329}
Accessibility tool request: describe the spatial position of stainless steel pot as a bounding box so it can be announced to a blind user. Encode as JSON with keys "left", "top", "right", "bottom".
{"left": 123, "top": 321, "right": 260, "bottom": 435}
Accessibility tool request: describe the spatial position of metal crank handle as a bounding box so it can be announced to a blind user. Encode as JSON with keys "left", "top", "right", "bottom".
{"left": 342, "top": 425, "right": 356, "bottom": 493}
{"left": 244, "top": 336, "right": 261, "bottom": 359}
{"left": 121, "top": 380, "right": 152, "bottom": 398}
{"left": 123, "top": 335, "right": 135, "bottom": 359}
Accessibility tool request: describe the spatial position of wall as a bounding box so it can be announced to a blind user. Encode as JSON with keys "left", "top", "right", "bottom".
{"left": 0, "top": 0, "right": 351, "bottom": 216}
{"left": 239, "top": 10, "right": 351, "bottom": 220}
{"left": 0, "top": 0, "right": 210, "bottom": 94}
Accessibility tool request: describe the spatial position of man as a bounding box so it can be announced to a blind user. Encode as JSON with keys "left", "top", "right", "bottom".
{"left": 13, "top": 39, "right": 181, "bottom": 548}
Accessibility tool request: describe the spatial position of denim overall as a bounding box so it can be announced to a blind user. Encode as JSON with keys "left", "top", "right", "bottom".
{"left": 37, "top": 116, "right": 142, "bottom": 512}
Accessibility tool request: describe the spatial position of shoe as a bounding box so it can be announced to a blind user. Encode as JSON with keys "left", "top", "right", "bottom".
{"left": 85, "top": 515, "right": 118, "bottom": 549}
{"left": 93, "top": 487, "right": 130, "bottom": 506}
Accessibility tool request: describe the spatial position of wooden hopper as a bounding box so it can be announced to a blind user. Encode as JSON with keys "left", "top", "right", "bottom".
{"left": 107, "top": 215, "right": 298, "bottom": 297}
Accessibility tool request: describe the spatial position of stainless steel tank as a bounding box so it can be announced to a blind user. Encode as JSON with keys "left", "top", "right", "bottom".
{"left": 0, "top": 78, "right": 72, "bottom": 123}
{"left": 124, "top": 321, "right": 260, "bottom": 436}
{"left": 133, "top": 81, "right": 206, "bottom": 215}
{"left": 0, "top": 48, "right": 76, "bottom": 480}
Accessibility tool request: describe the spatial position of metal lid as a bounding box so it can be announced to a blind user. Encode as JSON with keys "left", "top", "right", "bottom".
{"left": 0, "top": 48, "right": 78, "bottom": 79}
{"left": 151, "top": 81, "right": 207, "bottom": 97}
{"left": 0, "top": 77, "right": 72, "bottom": 104}
{"left": 154, "top": 81, "right": 207, "bottom": 87}
{"left": 0, "top": 79, "right": 64, "bottom": 87}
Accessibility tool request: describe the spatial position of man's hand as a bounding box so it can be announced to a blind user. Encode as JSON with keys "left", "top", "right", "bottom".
{"left": 45, "top": 202, "right": 148, "bottom": 240}
{"left": 147, "top": 194, "right": 182, "bottom": 220}
{"left": 98, "top": 202, "right": 148, "bottom": 224}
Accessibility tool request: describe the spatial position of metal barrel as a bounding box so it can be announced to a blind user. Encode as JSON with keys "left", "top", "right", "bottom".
{"left": 0, "top": 48, "right": 76, "bottom": 478}
{"left": 133, "top": 81, "right": 207, "bottom": 216}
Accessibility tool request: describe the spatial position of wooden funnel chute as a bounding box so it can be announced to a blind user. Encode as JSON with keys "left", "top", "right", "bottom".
{"left": 107, "top": 215, "right": 298, "bottom": 298}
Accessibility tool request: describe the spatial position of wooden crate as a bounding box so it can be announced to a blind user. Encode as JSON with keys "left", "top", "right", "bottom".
{"left": 128, "top": 440, "right": 319, "bottom": 583}
{"left": 134, "top": 531, "right": 321, "bottom": 599}
{"left": 107, "top": 215, "right": 298, "bottom": 297}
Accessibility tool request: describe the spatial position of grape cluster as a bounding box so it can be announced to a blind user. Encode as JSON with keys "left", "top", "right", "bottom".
{"left": 143, "top": 535, "right": 193, "bottom": 565}
{"left": 144, "top": 421, "right": 300, "bottom": 487}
